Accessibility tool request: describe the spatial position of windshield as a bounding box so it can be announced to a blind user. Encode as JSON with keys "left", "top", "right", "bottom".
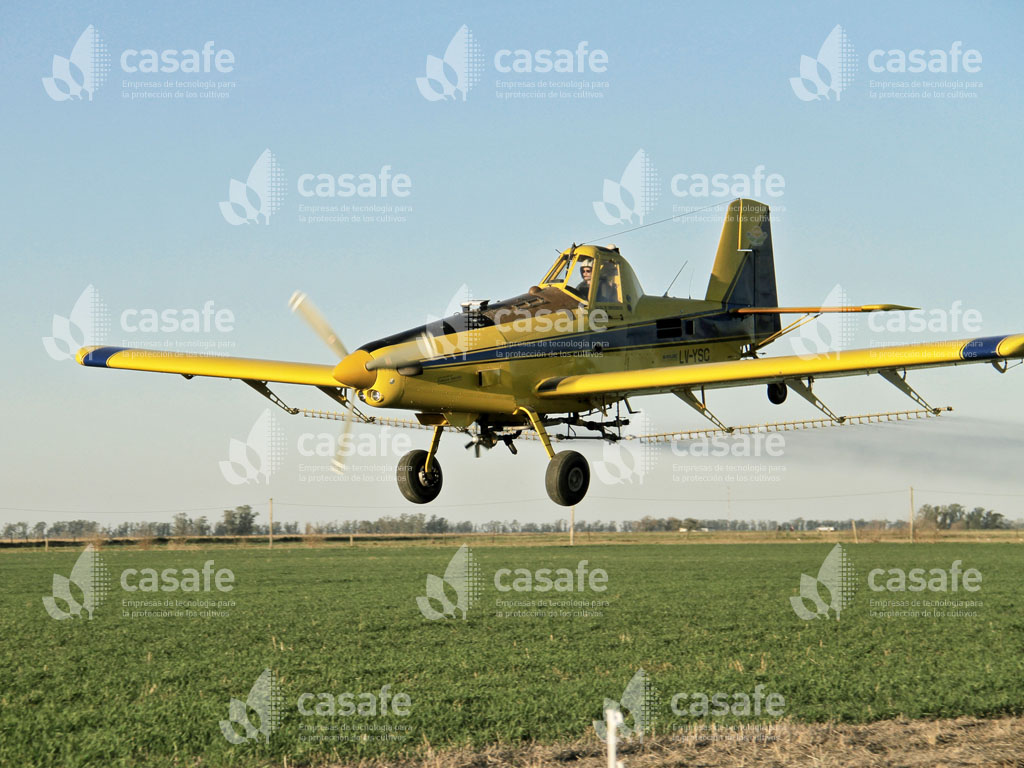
{"left": 541, "top": 253, "right": 593, "bottom": 300}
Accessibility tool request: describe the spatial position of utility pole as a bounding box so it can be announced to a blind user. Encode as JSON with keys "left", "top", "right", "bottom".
{"left": 268, "top": 497, "right": 274, "bottom": 550}
{"left": 909, "top": 487, "right": 914, "bottom": 544}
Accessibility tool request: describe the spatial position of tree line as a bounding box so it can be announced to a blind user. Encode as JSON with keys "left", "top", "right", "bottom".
{"left": 1, "top": 503, "right": 1016, "bottom": 542}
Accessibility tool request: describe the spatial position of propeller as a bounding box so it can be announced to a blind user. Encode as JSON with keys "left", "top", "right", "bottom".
{"left": 289, "top": 290, "right": 356, "bottom": 473}
{"left": 288, "top": 291, "right": 348, "bottom": 359}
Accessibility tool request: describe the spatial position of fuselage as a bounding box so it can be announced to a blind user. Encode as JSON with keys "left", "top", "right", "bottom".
{"left": 348, "top": 246, "right": 767, "bottom": 422}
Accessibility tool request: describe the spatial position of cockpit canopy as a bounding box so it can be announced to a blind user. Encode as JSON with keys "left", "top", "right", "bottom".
{"left": 358, "top": 245, "right": 644, "bottom": 355}
{"left": 538, "top": 244, "right": 644, "bottom": 311}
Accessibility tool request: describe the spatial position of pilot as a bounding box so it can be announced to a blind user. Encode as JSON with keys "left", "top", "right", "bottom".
{"left": 573, "top": 258, "right": 594, "bottom": 298}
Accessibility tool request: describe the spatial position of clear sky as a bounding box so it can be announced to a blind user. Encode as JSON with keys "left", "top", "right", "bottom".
{"left": 2, "top": 1, "right": 1023, "bottom": 529}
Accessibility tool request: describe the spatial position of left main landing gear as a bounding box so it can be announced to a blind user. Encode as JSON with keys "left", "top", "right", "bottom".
{"left": 396, "top": 426, "right": 444, "bottom": 504}
{"left": 516, "top": 407, "right": 591, "bottom": 507}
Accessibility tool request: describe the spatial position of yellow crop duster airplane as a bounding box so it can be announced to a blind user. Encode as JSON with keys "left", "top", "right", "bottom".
{"left": 78, "top": 200, "right": 1024, "bottom": 506}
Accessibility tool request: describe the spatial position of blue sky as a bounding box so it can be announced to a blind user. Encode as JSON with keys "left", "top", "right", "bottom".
{"left": 2, "top": 1, "right": 1023, "bottom": 528}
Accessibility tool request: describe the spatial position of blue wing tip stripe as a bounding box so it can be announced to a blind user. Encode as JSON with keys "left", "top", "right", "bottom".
{"left": 960, "top": 335, "right": 1008, "bottom": 361}
{"left": 80, "top": 346, "right": 130, "bottom": 367}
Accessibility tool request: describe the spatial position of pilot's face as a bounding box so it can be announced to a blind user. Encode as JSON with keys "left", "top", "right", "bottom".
{"left": 580, "top": 264, "right": 593, "bottom": 283}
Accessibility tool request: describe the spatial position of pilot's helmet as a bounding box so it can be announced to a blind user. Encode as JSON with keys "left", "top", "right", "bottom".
{"left": 577, "top": 257, "right": 594, "bottom": 269}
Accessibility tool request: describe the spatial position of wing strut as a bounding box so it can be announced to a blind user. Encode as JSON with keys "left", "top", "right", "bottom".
{"left": 879, "top": 369, "right": 944, "bottom": 415}
{"left": 242, "top": 380, "right": 300, "bottom": 415}
{"left": 785, "top": 377, "right": 845, "bottom": 423}
{"left": 674, "top": 387, "right": 733, "bottom": 432}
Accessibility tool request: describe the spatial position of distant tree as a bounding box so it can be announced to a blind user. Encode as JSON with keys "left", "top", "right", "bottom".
{"left": 424, "top": 515, "right": 449, "bottom": 533}
{"left": 234, "top": 506, "right": 257, "bottom": 536}
{"left": 172, "top": 513, "right": 192, "bottom": 537}
{"left": 918, "top": 504, "right": 967, "bottom": 530}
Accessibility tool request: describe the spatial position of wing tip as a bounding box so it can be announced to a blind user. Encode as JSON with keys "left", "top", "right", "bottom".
{"left": 77, "top": 346, "right": 127, "bottom": 367}
{"left": 76, "top": 346, "right": 101, "bottom": 366}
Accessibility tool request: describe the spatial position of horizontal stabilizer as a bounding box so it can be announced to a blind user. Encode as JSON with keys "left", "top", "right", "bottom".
{"left": 734, "top": 304, "right": 916, "bottom": 314}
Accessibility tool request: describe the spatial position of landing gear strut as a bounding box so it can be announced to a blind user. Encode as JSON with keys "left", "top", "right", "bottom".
{"left": 517, "top": 406, "right": 591, "bottom": 507}
{"left": 396, "top": 426, "right": 444, "bottom": 504}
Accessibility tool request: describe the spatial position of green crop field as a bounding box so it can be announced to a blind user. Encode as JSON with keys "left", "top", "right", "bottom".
{"left": 2, "top": 541, "right": 1022, "bottom": 767}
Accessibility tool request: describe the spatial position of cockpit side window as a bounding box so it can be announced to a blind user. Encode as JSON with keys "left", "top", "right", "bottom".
{"left": 593, "top": 261, "right": 623, "bottom": 304}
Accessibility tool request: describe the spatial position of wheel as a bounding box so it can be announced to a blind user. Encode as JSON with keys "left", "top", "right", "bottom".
{"left": 767, "top": 381, "right": 788, "bottom": 405}
{"left": 545, "top": 450, "right": 590, "bottom": 506}
{"left": 397, "top": 450, "right": 443, "bottom": 504}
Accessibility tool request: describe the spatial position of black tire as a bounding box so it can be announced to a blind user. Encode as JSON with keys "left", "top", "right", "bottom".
{"left": 767, "top": 381, "right": 788, "bottom": 405}
{"left": 545, "top": 450, "right": 590, "bottom": 506}
{"left": 397, "top": 450, "right": 443, "bottom": 504}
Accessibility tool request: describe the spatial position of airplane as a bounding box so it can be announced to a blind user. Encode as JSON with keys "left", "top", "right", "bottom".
{"left": 77, "top": 199, "right": 1024, "bottom": 506}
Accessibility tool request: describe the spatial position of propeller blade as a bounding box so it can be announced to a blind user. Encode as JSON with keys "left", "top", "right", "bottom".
{"left": 289, "top": 291, "right": 348, "bottom": 360}
{"left": 331, "top": 398, "right": 356, "bottom": 474}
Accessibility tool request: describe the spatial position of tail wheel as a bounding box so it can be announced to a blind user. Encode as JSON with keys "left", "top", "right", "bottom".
{"left": 545, "top": 450, "right": 590, "bottom": 506}
{"left": 397, "top": 450, "right": 443, "bottom": 504}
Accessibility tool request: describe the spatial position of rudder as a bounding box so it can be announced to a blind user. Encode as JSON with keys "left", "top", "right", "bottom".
{"left": 705, "top": 198, "right": 780, "bottom": 338}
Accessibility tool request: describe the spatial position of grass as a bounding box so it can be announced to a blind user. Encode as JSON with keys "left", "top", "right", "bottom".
{"left": 1, "top": 541, "right": 1022, "bottom": 767}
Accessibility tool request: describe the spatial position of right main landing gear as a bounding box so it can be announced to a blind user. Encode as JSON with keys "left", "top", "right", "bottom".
{"left": 517, "top": 407, "right": 591, "bottom": 507}
{"left": 545, "top": 450, "right": 590, "bottom": 506}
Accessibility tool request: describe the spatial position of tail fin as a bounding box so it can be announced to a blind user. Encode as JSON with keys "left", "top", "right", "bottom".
{"left": 705, "top": 198, "right": 780, "bottom": 338}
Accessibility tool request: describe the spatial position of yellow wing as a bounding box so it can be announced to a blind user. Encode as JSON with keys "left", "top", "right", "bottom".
{"left": 76, "top": 346, "right": 339, "bottom": 387}
{"left": 536, "top": 334, "right": 1024, "bottom": 398}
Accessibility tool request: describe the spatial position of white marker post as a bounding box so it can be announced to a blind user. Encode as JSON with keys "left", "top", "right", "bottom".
{"left": 605, "top": 708, "right": 624, "bottom": 768}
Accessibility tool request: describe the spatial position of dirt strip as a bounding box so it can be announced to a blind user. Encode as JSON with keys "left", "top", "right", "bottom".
{"left": 336, "top": 716, "right": 1023, "bottom": 768}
